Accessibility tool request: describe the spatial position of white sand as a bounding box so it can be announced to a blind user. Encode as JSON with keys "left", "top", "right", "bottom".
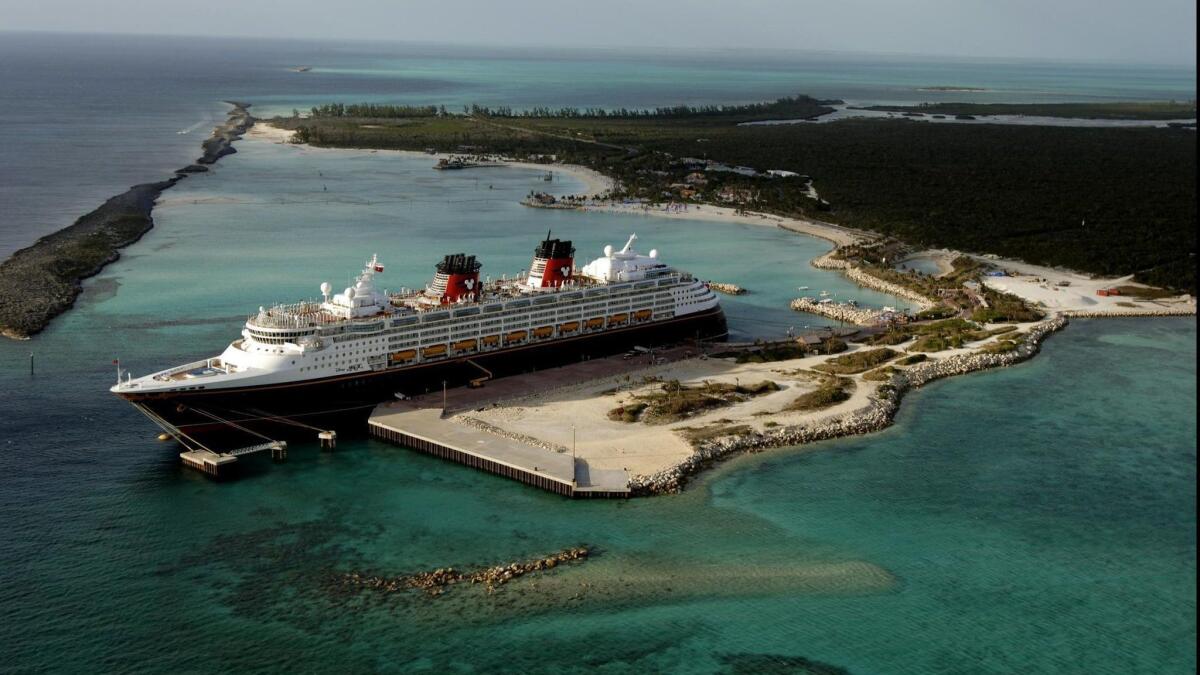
{"left": 578, "top": 202, "right": 866, "bottom": 246}
{"left": 245, "top": 122, "right": 297, "bottom": 144}
{"left": 962, "top": 253, "right": 1195, "bottom": 316}
{"left": 462, "top": 332, "right": 1026, "bottom": 477}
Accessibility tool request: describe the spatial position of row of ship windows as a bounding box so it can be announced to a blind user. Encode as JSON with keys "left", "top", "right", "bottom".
{"left": 305, "top": 289, "right": 681, "bottom": 339}
{"left": 257, "top": 293, "right": 688, "bottom": 350}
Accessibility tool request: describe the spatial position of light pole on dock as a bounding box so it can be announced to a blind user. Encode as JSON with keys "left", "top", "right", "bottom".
{"left": 442, "top": 380, "right": 447, "bottom": 414}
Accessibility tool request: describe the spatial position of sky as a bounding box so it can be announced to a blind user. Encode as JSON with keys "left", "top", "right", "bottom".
{"left": 1, "top": 0, "right": 1196, "bottom": 66}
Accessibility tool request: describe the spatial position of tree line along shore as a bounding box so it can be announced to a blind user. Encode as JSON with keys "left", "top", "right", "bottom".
{"left": 0, "top": 102, "right": 254, "bottom": 340}
{"left": 854, "top": 100, "right": 1196, "bottom": 121}
{"left": 272, "top": 95, "right": 1196, "bottom": 293}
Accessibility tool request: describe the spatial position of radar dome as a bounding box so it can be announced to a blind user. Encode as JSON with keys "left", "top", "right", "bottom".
{"left": 320, "top": 282, "right": 332, "bottom": 296}
{"left": 649, "top": 249, "right": 658, "bottom": 259}
{"left": 345, "top": 287, "right": 355, "bottom": 299}
{"left": 603, "top": 244, "right": 614, "bottom": 257}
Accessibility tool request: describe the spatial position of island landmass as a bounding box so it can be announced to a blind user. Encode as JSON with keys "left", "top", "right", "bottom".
{"left": 0, "top": 102, "right": 254, "bottom": 340}
{"left": 270, "top": 95, "right": 1196, "bottom": 291}
{"left": 857, "top": 100, "right": 1197, "bottom": 120}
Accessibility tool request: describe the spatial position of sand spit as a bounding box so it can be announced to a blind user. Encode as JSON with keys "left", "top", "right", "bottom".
{"left": 0, "top": 102, "right": 255, "bottom": 340}
{"left": 631, "top": 314, "right": 1068, "bottom": 494}
{"left": 461, "top": 312, "right": 1065, "bottom": 496}
{"left": 249, "top": 121, "right": 616, "bottom": 197}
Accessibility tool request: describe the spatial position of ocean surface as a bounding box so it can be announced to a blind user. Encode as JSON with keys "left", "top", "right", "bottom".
{"left": 1, "top": 31, "right": 1196, "bottom": 256}
{"left": 0, "top": 33, "right": 1197, "bottom": 673}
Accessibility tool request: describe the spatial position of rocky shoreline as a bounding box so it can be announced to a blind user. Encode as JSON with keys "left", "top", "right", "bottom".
{"left": 629, "top": 314, "right": 1068, "bottom": 495}
{"left": 811, "top": 250, "right": 937, "bottom": 309}
{"left": 0, "top": 102, "right": 254, "bottom": 340}
{"left": 335, "top": 546, "right": 591, "bottom": 597}
{"left": 1062, "top": 307, "right": 1195, "bottom": 318}
{"left": 790, "top": 297, "right": 883, "bottom": 326}
{"left": 708, "top": 282, "right": 747, "bottom": 295}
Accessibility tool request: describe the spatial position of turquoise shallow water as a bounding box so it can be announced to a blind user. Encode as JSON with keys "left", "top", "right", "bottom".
{"left": 1, "top": 134, "right": 1195, "bottom": 673}
{"left": 3, "top": 32, "right": 1196, "bottom": 257}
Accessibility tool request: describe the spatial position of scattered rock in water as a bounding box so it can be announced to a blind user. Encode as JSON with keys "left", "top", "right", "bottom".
{"left": 337, "top": 546, "right": 591, "bottom": 597}
{"left": 708, "top": 281, "right": 747, "bottom": 295}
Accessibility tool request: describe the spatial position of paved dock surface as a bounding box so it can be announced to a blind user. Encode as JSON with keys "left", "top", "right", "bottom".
{"left": 370, "top": 406, "right": 630, "bottom": 496}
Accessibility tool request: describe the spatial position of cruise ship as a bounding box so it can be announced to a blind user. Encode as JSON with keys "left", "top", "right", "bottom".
{"left": 112, "top": 234, "right": 727, "bottom": 445}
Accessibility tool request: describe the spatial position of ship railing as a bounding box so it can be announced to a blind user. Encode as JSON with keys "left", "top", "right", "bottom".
{"left": 152, "top": 360, "right": 211, "bottom": 382}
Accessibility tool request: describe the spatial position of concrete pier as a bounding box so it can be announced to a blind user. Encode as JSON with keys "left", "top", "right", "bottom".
{"left": 369, "top": 407, "right": 630, "bottom": 498}
{"left": 179, "top": 450, "right": 238, "bottom": 477}
{"left": 178, "top": 440, "right": 286, "bottom": 477}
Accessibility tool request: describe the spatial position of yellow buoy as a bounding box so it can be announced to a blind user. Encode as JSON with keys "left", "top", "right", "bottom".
{"left": 157, "top": 433, "right": 172, "bottom": 442}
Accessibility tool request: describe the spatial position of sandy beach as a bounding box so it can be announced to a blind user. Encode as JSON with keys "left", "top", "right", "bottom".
{"left": 463, "top": 321, "right": 1044, "bottom": 480}
{"left": 578, "top": 201, "right": 867, "bottom": 246}
{"left": 247, "top": 122, "right": 615, "bottom": 198}
{"left": 963, "top": 252, "right": 1195, "bottom": 316}
{"left": 250, "top": 121, "right": 1192, "bottom": 319}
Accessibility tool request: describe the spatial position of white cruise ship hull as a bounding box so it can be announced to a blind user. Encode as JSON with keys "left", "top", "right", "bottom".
{"left": 116, "top": 305, "right": 727, "bottom": 449}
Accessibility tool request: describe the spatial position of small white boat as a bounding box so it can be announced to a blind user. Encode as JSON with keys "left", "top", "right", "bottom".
{"left": 797, "top": 286, "right": 810, "bottom": 291}
{"left": 819, "top": 290, "right": 830, "bottom": 297}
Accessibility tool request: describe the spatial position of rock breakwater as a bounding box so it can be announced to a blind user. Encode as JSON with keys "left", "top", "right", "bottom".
{"left": 790, "top": 297, "right": 882, "bottom": 326}
{"left": 629, "top": 315, "right": 1068, "bottom": 495}
{"left": 336, "top": 546, "right": 591, "bottom": 596}
{"left": 708, "top": 282, "right": 747, "bottom": 295}
{"left": 1062, "top": 306, "right": 1195, "bottom": 318}
{"left": 0, "top": 102, "right": 254, "bottom": 340}
{"left": 811, "top": 250, "right": 937, "bottom": 310}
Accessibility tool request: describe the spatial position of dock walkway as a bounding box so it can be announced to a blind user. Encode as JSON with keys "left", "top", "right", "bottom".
{"left": 369, "top": 406, "right": 630, "bottom": 498}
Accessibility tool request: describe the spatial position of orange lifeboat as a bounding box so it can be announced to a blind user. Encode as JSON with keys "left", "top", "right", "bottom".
{"left": 389, "top": 349, "right": 417, "bottom": 364}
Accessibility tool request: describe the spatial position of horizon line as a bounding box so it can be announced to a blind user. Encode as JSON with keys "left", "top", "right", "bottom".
{"left": 2, "top": 28, "right": 1196, "bottom": 70}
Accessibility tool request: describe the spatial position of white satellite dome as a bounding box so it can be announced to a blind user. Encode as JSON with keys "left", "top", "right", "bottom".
{"left": 604, "top": 244, "right": 614, "bottom": 257}
{"left": 345, "top": 287, "right": 355, "bottom": 299}
{"left": 320, "top": 281, "right": 332, "bottom": 296}
{"left": 649, "top": 249, "right": 658, "bottom": 259}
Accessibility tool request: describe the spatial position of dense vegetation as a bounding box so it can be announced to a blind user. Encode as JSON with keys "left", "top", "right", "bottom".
{"left": 304, "top": 95, "right": 837, "bottom": 123}
{"left": 274, "top": 97, "right": 1196, "bottom": 291}
{"left": 857, "top": 100, "right": 1196, "bottom": 120}
{"left": 783, "top": 376, "right": 854, "bottom": 412}
{"left": 608, "top": 379, "right": 781, "bottom": 424}
{"left": 813, "top": 348, "right": 900, "bottom": 374}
